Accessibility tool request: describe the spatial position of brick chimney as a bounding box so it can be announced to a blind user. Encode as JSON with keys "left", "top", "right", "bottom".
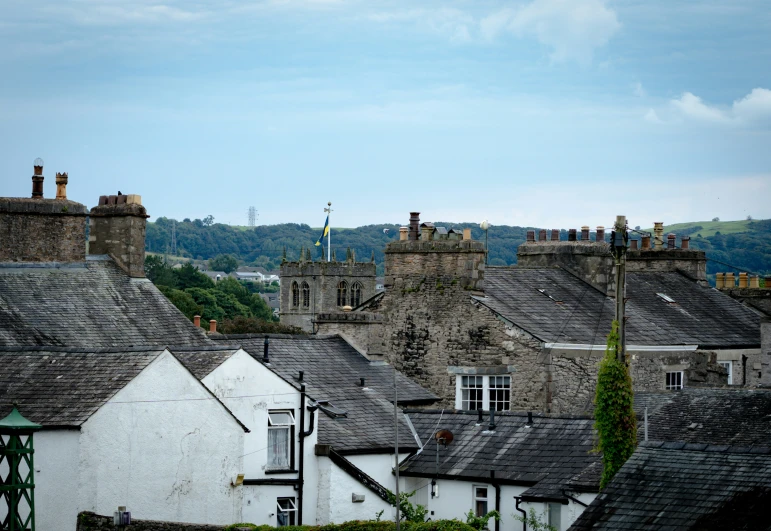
{"left": 0, "top": 160, "right": 88, "bottom": 262}
{"left": 88, "top": 194, "right": 149, "bottom": 277}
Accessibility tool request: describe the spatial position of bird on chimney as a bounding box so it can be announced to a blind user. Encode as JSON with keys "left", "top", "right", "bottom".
{"left": 118, "top": 191, "right": 122, "bottom": 195}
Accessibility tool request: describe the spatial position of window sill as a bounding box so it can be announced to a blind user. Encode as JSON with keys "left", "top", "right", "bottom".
{"left": 265, "top": 469, "right": 298, "bottom": 475}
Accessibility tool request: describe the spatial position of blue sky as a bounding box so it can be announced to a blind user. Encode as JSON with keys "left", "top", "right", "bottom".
{"left": 1, "top": 0, "right": 770, "bottom": 229}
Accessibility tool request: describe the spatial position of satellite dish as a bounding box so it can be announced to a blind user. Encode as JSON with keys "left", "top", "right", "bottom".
{"left": 435, "top": 429, "right": 454, "bottom": 447}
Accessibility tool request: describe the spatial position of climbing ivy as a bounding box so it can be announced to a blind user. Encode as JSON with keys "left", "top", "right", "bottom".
{"left": 594, "top": 320, "right": 637, "bottom": 489}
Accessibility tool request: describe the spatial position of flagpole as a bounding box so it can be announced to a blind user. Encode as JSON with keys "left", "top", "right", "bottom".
{"left": 325, "top": 202, "right": 332, "bottom": 262}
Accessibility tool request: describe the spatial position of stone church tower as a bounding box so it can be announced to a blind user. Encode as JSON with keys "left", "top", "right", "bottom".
{"left": 279, "top": 250, "right": 376, "bottom": 332}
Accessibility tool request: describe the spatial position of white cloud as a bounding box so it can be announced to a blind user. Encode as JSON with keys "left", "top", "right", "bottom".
{"left": 481, "top": 0, "right": 621, "bottom": 63}
{"left": 669, "top": 88, "right": 771, "bottom": 126}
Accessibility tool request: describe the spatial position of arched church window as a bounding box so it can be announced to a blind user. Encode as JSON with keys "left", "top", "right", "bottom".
{"left": 351, "top": 282, "right": 362, "bottom": 308}
{"left": 302, "top": 282, "right": 310, "bottom": 308}
{"left": 291, "top": 281, "right": 299, "bottom": 308}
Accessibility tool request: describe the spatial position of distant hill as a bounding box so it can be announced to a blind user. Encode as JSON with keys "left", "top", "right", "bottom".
{"left": 146, "top": 217, "right": 771, "bottom": 279}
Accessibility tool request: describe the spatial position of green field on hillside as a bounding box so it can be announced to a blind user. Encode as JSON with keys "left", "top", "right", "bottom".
{"left": 642, "top": 219, "right": 752, "bottom": 238}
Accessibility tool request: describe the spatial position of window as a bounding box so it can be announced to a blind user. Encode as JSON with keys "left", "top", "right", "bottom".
{"left": 301, "top": 281, "right": 310, "bottom": 308}
{"left": 276, "top": 497, "right": 297, "bottom": 527}
{"left": 267, "top": 410, "right": 295, "bottom": 470}
{"left": 351, "top": 282, "right": 362, "bottom": 307}
{"left": 473, "top": 486, "right": 488, "bottom": 518}
{"left": 337, "top": 281, "right": 348, "bottom": 307}
{"left": 548, "top": 503, "right": 562, "bottom": 530}
{"left": 719, "top": 361, "right": 733, "bottom": 385}
{"left": 666, "top": 371, "right": 683, "bottom": 390}
{"left": 291, "top": 282, "right": 299, "bottom": 308}
{"left": 456, "top": 375, "right": 511, "bottom": 411}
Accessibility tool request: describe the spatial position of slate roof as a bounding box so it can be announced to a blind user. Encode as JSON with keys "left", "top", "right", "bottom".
{"left": 402, "top": 410, "right": 600, "bottom": 501}
{"left": 0, "top": 258, "right": 210, "bottom": 348}
{"left": 212, "top": 334, "right": 438, "bottom": 454}
{"left": 568, "top": 443, "right": 771, "bottom": 531}
{"left": 0, "top": 347, "right": 163, "bottom": 427}
{"left": 480, "top": 268, "right": 760, "bottom": 347}
{"left": 635, "top": 388, "right": 771, "bottom": 447}
{"left": 173, "top": 347, "right": 240, "bottom": 379}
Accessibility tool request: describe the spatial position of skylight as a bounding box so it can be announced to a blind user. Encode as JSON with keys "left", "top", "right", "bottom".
{"left": 656, "top": 293, "right": 676, "bottom": 304}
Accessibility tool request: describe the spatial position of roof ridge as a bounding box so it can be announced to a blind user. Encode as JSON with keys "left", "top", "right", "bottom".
{"left": 641, "top": 441, "right": 771, "bottom": 454}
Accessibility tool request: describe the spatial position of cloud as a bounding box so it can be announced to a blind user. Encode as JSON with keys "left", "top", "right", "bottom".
{"left": 644, "top": 108, "right": 663, "bottom": 124}
{"left": 632, "top": 82, "right": 646, "bottom": 98}
{"left": 669, "top": 88, "right": 771, "bottom": 126}
{"left": 480, "top": 0, "right": 621, "bottom": 63}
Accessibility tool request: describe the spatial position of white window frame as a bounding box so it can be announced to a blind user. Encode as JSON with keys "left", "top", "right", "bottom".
{"left": 718, "top": 361, "right": 733, "bottom": 385}
{"left": 472, "top": 485, "right": 489, "bottom": 517}
{"left": 665, "top": 371, "right": 684, "bottom": 390}
{"left": 455, "top": 375, "right": 511, "bottom": 411}
{"left": 267, "top": 410, "right": 295, "bottom": 471}
{"left": 276, "top": 497, "right": 297, "bottom": 527}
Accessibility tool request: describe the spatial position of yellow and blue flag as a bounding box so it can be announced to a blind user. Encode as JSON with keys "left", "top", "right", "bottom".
{"left": 315, "top": 214, "right": 329, "bottom": 246}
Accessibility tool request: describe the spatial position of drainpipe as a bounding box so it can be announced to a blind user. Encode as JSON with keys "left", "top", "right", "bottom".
{"left": 515, "top": 496, "right": 527, "bottom": 531}
{"left": 743, "top": 354, "right": 748, "bottom": 385}
{"left": 297, "top": 384, "right": 317, "bottom": 525}
{"left": 561, "top": 489, "right": 588, "bottom": 507}
{"left": 491, "top": 470, "right": 500, "bottom": 531}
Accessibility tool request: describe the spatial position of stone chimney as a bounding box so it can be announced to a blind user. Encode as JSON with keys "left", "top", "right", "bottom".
{"left": 88, "top": 194, "right": 149, "bottom": 278}
{"left": 0, "top": 160, "right": 88, "bottom": 262}
{"left": 653, "top": 222, "right": 664, "bottom": 250}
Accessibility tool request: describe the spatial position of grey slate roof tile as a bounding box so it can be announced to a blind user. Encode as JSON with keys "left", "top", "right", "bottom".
{"left": 481, "top": 268, "right": 760, "bottom": 347}
{"left": 0, "top": 347, "right": 162, "bottom": 426}
{"left": 402, "top": 410, "right": 600, "bottom": 500}
{"left": 0, "top": 259, "right": 210, "bottom": 348}
{"left": 213, "top": 334, "right": 437, "bottom": 453}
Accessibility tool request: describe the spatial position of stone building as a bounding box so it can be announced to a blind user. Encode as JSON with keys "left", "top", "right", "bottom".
{"left": 279, "top": 253, "right": 376, "bottom": 332}
{"left": 316, "top": 213, "right": 762, "bottom": 415}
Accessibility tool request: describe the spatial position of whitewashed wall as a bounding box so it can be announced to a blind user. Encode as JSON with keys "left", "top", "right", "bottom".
{"left": 316, "top": 456, "right": 393, "bottom": 524}
{"left": 404, "top": 477, "right": 596, "bottom": 531}
{"left": 203, "top": 349, "right": 318, "bottom": 526}
{"left": 78, "top": 350, "right": 245, "bottom": 525}
{"left": 347, "top": 453, "right": 410, "bottom": 493}
{"left": 33, "top": 430, "right": 81, "bottom": 531}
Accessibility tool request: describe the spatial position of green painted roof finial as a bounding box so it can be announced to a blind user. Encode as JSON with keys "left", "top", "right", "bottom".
{"left": 0, "top": 405, "right": 41, "bottom": 433}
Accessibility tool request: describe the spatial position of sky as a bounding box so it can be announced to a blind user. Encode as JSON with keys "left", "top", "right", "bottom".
{"left": 1, "top": 0, "right": 770, "bottom": 229}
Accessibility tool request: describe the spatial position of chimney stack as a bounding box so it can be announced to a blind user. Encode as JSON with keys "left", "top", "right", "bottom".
{"left": 55, "top": 172, "right": 68, "bottom": 200}
{"left": 538, "top": 229, "right": 547, "bottom": 242}
{"left": 526, "top": 230, "right": 535, "bottom": 242}
{"left": 568, "top": 229, "right": 577, "bottom": 241}
{"left": 630, "top": 239, "right": 639, "bottom": 251}
{"left": 681, "top": 236, "right": 690, "bottom": 250}
{"left": 399, "top": 227, "right": 408, "bottom": 241}
{"left": 667, "top": 233, "right": 676, "bottom": 249}
{"left": 31, "top": 158, "right": 44, "bottom": 199}
{"left": 596, "top": 226, "right": 605, "bottom": 242}
{"left": 89, "top": 194, "right": 149, "bottom": 278}
{"left": 409, "top": 212, "right": 420, "bottom": 241}
{"left": 653, "top": 222, "right": 664, "bottom": 250}
{"left": 641, "top": 234, "right": 651, "bottom": 250}
{"left": 551, "top": 229, "right": 560, "bottom": 242}
{"left": 209, "top": 319, "right": 217, "bottom": 333}
{"left": 193, "top": 315, "right": 201, "bottom": 327}
{"left": 462, "top": 228, "right": 472, "bottom": 241}
{"left": 581, "top": 226, "right": 590, "bottom": 241}
{"left": 715, "top": 273, "right": 725, "bottom": 289}
{"left": 421, "top": 224, "right": 433, "bottom": 241}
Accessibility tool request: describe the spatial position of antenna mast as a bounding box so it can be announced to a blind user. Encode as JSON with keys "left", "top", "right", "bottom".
{"left": 248, "top": 206, "right": 257, "bottom": 227}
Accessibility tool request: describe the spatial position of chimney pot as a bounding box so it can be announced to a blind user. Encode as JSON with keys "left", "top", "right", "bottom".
{"left": 399, "top": 227, "right": 408, "bottom": 241}
{"left": 630, "top": 239, "right": 639, "bottom": 250}
{"left": 715, "top": 273, "right": 725, "bottom": 289}
{"left": 263, "top": 335, "right": 270, "bottom": 362}
{"left": 725, "top": 272, "right": 735, "bottom": 287}
{"left": 462, "top": 228, "right": 472, "bottom": 241}
{"left": 765, "top": 277, "right": 771, "bottom": 289}
{"left": 421, "top": 225, "right": 433, "bottom": 241}
{"left": 581, "top": 226, "right": 590, "bottom": 241}
{"left": 477, "top": 409, "right": 483, "bottom": 422}
{"left": 527, "top": 411, "right": 533, "bottom": 426}
{"left": 641, "top": 234, "right": 652, "bottom": 250}
{"left": 360, "top": 377, "right": 366, "bottom": 387}
{"left": 681, "top": 236, "right": 690, "bottom": 250}
{"left": 596, "top": 226, "right": 605, "bottom": 242}
{"left": 31, "top": 161, "right": 44, "bottom": 199}
{"left": 538, "top": 229, "right": 547, "bottom": 242}
{"left": 489, "top": 409, "right": 496, "bottom": 431}
{"left": 526, "top": 230, "right": 535, "bottom": 242}
{"left": 568, "top": 229, "right": 577, "bottom": 242}
{"left": 750, "top": 276, "right": 760, "bottom": 289}
{"left": 409, "top": 212, "right": 421, "bottom": 241}
{"left": 33, "top": 158, "right": 44, "bottom": 176}
{"left": 298, "top": 370, "right": 304, "bottom": 381}
{"left": 55, "top": 172, "right": 68, "bottom": 200}
{"left": 739, "top": 272, "right": 748, "bottom": 289}
{"left": 551, "top": 229, "right": 560, "bottom": 242}
{"left": 193, "top": 315, "right": 201, "bottom": 327}
{"left": 209, "top": 319, "right": 217, "bottom": 333}
{"left": 653, "top": 222, "right": 665, "bottom": 250}
{"left": 667, "top": 233, "right": 676, "bottom": 249}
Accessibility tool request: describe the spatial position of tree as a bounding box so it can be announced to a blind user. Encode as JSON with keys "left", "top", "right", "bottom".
{"left": 209, "top": 254, "right": 239, "bottom": 274}
{"left": 144, "top": 255, "right": 177, "bottom": 287}
{"left": 594, "top": 321, "right": 637, "bottom": 489}
{"left": 466, "top": 510, "right": 501, "bottom": 530}
{"left": 202, "top": 215, "right": 215, "bottom": 226}
{"left": 712, "top": 217, "right": 720, "bottom": 222}
{"left": 386, "top": 490, "right": 428, "bottom": 523}
{"left": 513, "top": 508, "right": 556, "bottom": 531}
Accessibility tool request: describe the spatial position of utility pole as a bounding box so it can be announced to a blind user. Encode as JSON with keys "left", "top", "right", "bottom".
{"left": 170, "top": 220, "right": 177, "bottom": 256}
{"left": 611, "top": 215, "right": 628, "bottom": 363}
{"left": 394, "top": 366, "right": 400, "bottom": 531}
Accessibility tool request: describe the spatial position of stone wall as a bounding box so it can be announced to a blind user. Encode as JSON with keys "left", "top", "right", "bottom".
{"left": 77, "top": 512, "right": 227, "bottom": 531}
{"left": 314, "top": 312, "right": 385, "bottom": 358}
{"left": 0, "top": 198, "right": 88, "bottom": 262}
{"left": 762, "top": 318, "right": 771, "bottom": 387}
{"left": 280, "top": 260, "right": 376, "bottom": 332}
{"left": 89, "top": 198, "right": 148, "bottom": 278}
{"left": 720, "top": 287, "right": 771, "bottom": 317}
{"left": 384, "top": 239, "right": 486, "bottom": 291}
{"left": 627, "top": 249, "right": 707, "bottom": 284}
{"left": 517, "top": 241, "right": 614, "bottom": 295}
